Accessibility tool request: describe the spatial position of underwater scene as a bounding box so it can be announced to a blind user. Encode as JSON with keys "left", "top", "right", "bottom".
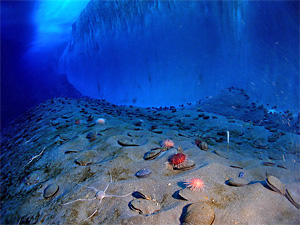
{"left": 1, "top": 0, "right": 299, "bottom": 224}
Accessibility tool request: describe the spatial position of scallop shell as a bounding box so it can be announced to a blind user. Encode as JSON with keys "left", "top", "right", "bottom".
{"left": 266, "top": 175, "right": 286, "bottom": 195}
{"left": 43, "top": 183, "right": 59, "bottom": 198}
{"left": 227, "top": 178, "right": 249, "bottom": 187}
{"left": 75, "top": 156, "right": 94, "bottom": 166}
{"left": 200, "top": 141, "right": 209, "bottom": 151}
{"left": 182, "top": 202, "right": 215, "bottom": 225}
{"left": 143, "top": 149, "right": 161, "bottom": 160}
{"left": 178, "top": 188, "right": 210, "bottom": 202}
{"left": 173, "top": 159, "right": 195, "bottom": 171}
{"left": 129, "top": 199, "right": 161, "bottom": 215}
{"left": 24, "top": 173, "right": 40, "bottom": 185}
{"left": 135, "top": 169, "right": 152, "bottom": 178}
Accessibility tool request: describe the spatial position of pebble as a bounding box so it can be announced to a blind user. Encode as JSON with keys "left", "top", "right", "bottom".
{"left": 182, "top": 202, "right": 215, "bottom": 225}
{"left": 135, "top": 169, "right": 152, "bottom": 178}
{"left": 43, "top": 183, "right": 59, "bottom": 198}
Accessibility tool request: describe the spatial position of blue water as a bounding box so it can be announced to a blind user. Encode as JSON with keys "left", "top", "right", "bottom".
{"left": 1, "top": 0, "right": 299, "bottom": 128}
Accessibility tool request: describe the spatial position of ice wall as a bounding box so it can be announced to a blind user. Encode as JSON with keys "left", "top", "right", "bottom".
{"left": 60, "top": 0, "right": 299, "bottom": 112}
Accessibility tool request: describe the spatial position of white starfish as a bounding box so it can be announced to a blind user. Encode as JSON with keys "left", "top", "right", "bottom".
{"left": 63, "top": 173, "right": 132, "bottom": 221}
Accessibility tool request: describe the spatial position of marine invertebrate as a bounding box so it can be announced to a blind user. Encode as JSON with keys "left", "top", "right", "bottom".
{"left": 184, "top": 178, "right": 205, "bottom": 192}
{"left": 169, "top": 153, "right": 187, "bottom": 169}
{"left": 96, "top": 118, "right": 106, "bottom": 124}
{"left": 63, "top": 173, "right": 132, "bottom": 221}
{"left": 162, "top": 139, "right": 174, "bottom": 149}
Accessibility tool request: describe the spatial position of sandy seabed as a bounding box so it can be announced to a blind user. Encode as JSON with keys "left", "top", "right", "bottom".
{"left": 1, "top": 90, "right": 299, "bottom": 224}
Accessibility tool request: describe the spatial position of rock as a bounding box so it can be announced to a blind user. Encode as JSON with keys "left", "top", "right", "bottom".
{"left": 43, "top": 183, "right": 59, "bottom": 198}
{"left": 182, "top": 202, "right": 215, "bottom": 225}
{"left": 266, "top": 175, "right": 286, "bottom": 195}
{"left": 227, "top": 177, "right": 249, "bottom": 186}
{"left": 129, "top": 199, "right": 161, "bottom": 215}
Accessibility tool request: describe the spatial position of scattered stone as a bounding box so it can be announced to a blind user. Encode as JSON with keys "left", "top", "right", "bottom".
{"left": 227, "top": 177, "right": 249, "bottom": 186}
{"left": 182, "top": 202, "right": 215, "bottom": 225}
{"left": 43, "top": 183, "right": 59, "bottom": 198}
{"left": 135, "top": 169, "right": 152, "bottom": 178}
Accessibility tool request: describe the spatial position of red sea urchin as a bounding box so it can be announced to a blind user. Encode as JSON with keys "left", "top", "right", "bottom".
{"left": 169, "top": 153, "right": 187, "bottom": 169}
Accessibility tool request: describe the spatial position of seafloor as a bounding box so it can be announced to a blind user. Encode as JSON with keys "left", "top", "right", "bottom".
{"left": 1, "top": 88, "right": 299, "bottom": 224}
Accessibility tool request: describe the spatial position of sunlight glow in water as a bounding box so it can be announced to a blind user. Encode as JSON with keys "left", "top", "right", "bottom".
{"left": 31, "top": 0, "right": 90, "bottom": 51}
